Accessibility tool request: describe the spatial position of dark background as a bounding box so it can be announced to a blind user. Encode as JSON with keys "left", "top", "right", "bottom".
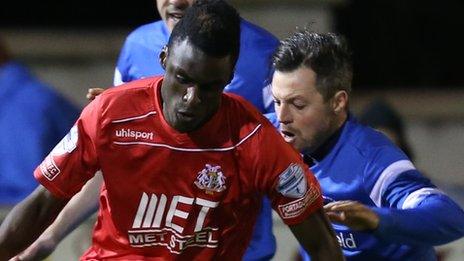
{"left": 2, "top": 0, "right": 464, "bottom": 88}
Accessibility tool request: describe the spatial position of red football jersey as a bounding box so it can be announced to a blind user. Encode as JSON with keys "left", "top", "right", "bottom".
{"left": 35, "top": 76, "right": 323, "bottom": 260}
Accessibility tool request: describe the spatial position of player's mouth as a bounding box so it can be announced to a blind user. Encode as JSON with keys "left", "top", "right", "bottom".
{"left": 281, "top": 130, "right": 296, "bottom": 144}
{"left": 176, "top": 110, "right": 196, "bottom": 122}
{"left": 167, "top": 11, "right": 184, "bottom": 23}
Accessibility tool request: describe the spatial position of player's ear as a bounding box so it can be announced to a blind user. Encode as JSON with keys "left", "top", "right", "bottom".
{"left": 159, "top": 45, "right": 168, "bottom": 70}
{"left": 331, "top": 90, "right": 348, "bottom": 114}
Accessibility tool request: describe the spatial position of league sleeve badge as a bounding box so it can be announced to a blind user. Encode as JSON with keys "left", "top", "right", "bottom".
{"left": 276, "top": 163, "right": 307, "bottom": 198}
{"left": 39, "top": 125, "right": 78, "bottom": 181}
{"left": 50, "top": 125, "right": 79, "bottom": 156}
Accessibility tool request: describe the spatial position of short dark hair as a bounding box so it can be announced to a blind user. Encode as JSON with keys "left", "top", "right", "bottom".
{"left": 168, "top": 0, "right": 241, "bottom": 68}
{"left": 273, "top": 29, "right": 353, "bottom": 101}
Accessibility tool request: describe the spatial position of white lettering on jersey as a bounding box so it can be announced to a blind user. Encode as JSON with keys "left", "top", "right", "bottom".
{"left": 40, "top": 155, "right": 61, "bottom": 181}
{"left": 278, "top": 187, "right": 320, "bottom": 219}
{"left": 115, "top": 128, "right": 154, "bottom": 140}
{"left": 336, "top": 232, "right": 358, "bottom": 249}
{"left": 129, "top": 192, "right": 220, "bottom": 254}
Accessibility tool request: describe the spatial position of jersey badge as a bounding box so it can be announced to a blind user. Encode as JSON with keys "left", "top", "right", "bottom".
{"left": 194, "top": 164, "right": 227, "bottom": 195}
{"left": 51, "top": 125, "right": 78, "bottom": 156}
{"left": 276, "top": 163, "right": 307, "bottom": 198}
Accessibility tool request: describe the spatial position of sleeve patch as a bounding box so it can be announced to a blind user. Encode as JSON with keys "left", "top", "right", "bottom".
{"left": 40, "top": 155, "right": 61, "bottom": 181}
{"left": 277, "top": 187, "right": 321, "bottom": 219}
{"left": 276, "top": 163, "right": 307, "bottom": 198}
{"left": 50, "top": 125, "right": 78, "bottom": 156}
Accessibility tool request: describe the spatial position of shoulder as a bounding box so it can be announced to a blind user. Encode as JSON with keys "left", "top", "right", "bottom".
{"left": 344, "top": 118, "right": 407, "bottom": 164}
{"left": 222, "top": 93, "right": 278, "bottom": 142}
{"left": 239, "top": 19, "right": 279, "bottom": 51}
{"left": 15, "top": 76, "right": 77, "bottom": 113}
{"left": 95, "top": 76, "right": 161, "bottom": 120}
{"left": 124, "top": 21, "right": 166, "bottom": 46}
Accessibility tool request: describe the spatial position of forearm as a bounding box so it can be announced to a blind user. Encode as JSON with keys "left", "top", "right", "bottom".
{"left": 374, "top": 194, "right": 464, "bottom": 245}
{"left": 291, "top": 208, "right": 344, "bottom": 261}
{"left": 44, "top": 173, "right": 101, "bottom": 242}
{"left": 0, "top": 186, "right": 68, "bottom": 259}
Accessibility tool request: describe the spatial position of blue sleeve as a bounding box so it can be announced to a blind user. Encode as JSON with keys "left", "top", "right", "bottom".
{"left": 114, "top": 38, "right": 133, "bottom": 85}
{"left": 373, "top": 193, "right": 464, "bottom": 245}
{"left": 243, "top": 197, "right": 276, "bottom": 261}
{"left": 371, "top": 168, "right": 464, "bottom": 245}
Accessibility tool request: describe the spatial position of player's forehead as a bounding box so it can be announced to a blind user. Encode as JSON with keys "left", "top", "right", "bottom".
{"left": 168, "top": 39, "right": 233, "bottom": 83}
{"left": 271, "top": 67, "right": 319, "bottom": 100}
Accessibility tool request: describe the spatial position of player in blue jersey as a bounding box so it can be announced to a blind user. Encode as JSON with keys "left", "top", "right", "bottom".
{"left": 15, "top": 1, "right": 279, "bottom": 260}
{"left": 267, "top": 29, "right": 464, "bottom": 260}
{"left": 113, "top": 0, "right": 278, "bottom": 113}
{"left": 0, "top": 37, "right": 79, "bottom": 209}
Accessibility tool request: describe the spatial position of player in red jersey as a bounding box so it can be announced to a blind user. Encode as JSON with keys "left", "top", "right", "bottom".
{"left": 0, "top": 1, "right": 342, "bottom": 260}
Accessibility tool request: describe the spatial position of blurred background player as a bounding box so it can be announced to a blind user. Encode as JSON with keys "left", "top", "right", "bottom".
{"left": 358, "top": 99, "right": 414, "bottom": 160}
{"left": 0, "top": 36, "right": 78, "bottom": 218}
{"left": 266, "top": 29, "right": 464, "bottom": 260}
{"left": 16, "top": 0, "right": 279, "bottom": 260}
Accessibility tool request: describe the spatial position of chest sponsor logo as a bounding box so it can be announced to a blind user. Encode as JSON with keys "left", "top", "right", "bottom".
{"left": 128, "top": 192, "right": 219, "bottom": 254}
{"left": 278, "top": 187, "right": 321, "bottom": 219}
{"left": 115, "top": 128, "right": 154, "bottom": 140}
{"left": 194, "top": 164, "right": 226, "bottom": 194}
{"left": 276, "top": 163, "right": 307, "bottom": 198}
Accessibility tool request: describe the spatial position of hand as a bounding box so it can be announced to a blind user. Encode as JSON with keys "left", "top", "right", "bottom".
{"left": 86, "top": 88, "right": 106, "bottom": 101}
{"left": 10, "top": 235, "right": 57, "bottom": 261}
{"left": 324, "top": 200, "right": 379, "bottom": 231}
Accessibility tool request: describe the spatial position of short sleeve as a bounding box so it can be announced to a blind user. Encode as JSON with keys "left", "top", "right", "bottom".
{"left": 34, "top": 98, "right": 101, "bottom": 198}
{"left": 251, "top": 122, "right": 323, "bottom": 225}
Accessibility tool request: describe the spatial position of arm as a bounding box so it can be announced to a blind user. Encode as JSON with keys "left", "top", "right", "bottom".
{"left": 325, "top": 188, "right": 464, "bottom": 245}
{"left": 15, "top": 173, "right": 103, "bottom": 260}
{"left": 290, "top": 208, "right": 344, "bottom": 261}
{"left": 0, "top": 186, "right": 68, "bottom": 259}
{"left": 373, "top": 193, "right": 464, "bottom": 245}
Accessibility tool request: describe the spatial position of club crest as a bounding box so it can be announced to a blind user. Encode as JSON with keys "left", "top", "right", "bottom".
{"left": 194, "top": 164, "right": 226, "bottom": 194}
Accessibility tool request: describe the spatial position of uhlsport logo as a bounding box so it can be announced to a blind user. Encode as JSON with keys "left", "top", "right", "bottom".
{"left": 115, "top": 128, "right": 154, "bottom": 140}
{"left": 194, "top": 164, "right": 226, "bottom": 194}
{"left": 128, "top": 192, "right": 220, "bottom": 254}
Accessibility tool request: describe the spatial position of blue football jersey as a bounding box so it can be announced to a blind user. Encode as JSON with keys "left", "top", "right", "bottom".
{"left": 266, "top": 112, "right": 464, "bottom": 260}
{"left": 0, "top": 62, "right": 79, "bottom": 205}
{"left": 114, "top": 19, "right": 279, "bottom": 114}
{"left": 113, "top": 19, "right": 279, "bottom": 260}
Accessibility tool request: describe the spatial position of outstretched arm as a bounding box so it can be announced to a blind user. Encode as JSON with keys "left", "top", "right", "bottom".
{"left": 325, "top": 194, "right": 464, "bottom": 245}
{"left": 14, "top": 173, "right": 103, "bottom": 260}
{"left": 0, "top": 186, "right": 68, "bottom": 259}
{"left": 290, "top": 208, "right": 344, "bottom": 261}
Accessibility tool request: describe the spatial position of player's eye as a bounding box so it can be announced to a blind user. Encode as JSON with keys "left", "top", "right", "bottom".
{"left": 293, "top": 100, "right": 306, "bottom": 110}
{"left": 175, "top": 74, "right": 190, "bottom": 84}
